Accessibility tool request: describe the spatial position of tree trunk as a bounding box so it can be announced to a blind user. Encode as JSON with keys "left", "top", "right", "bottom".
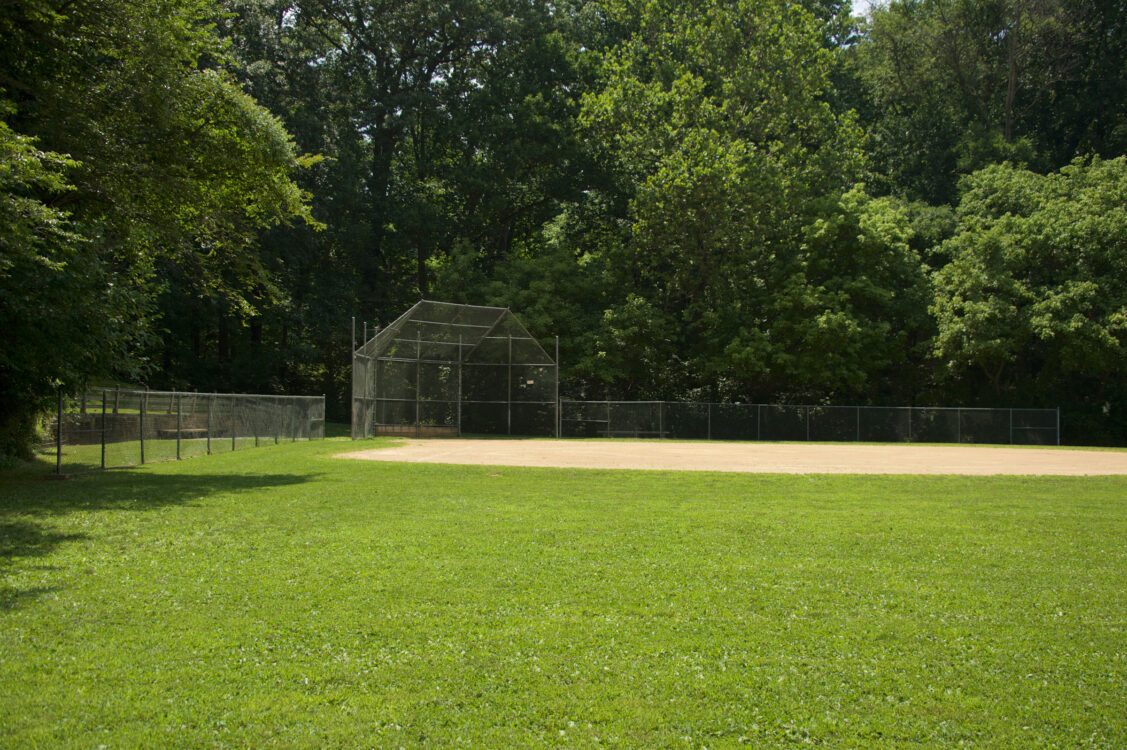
{"left": 218, "top": 317, "right": 230, "bottom": 362}
{"left": 1004, "top": 11, "right": 1021, "bottom": 143}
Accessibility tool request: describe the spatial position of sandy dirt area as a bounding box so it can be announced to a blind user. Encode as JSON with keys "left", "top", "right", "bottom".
{"left": 335, "top": 438, "right": 1127, "bottom": 476}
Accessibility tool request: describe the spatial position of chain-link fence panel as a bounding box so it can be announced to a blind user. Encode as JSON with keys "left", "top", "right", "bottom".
{"left": 42, "top": 388, "right": 325, "bottom": 474}
{"left": 1011, "top": 409, "right": 1059, "bottom": 445}
{"left": 559, "top": 401, "right": 611, "bottom": 438}
{"left": 664, "top": 402, "right": 710, "bottom": 439}
{"left": 559, "top": 401, "right": 1059, "bottom": 445}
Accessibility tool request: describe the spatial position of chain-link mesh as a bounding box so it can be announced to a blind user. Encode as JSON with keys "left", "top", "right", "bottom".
{"left": 351, "top": 304, "right": 1059, "bottom": 445}
{"left": 353, "top": 300, "right": 559, "bottom": 438}
{"left": 560, "top": 401, "right": 1059, "bottom": 445}
{"left": 41, "top": 388, "right": 326, "bottom": 474}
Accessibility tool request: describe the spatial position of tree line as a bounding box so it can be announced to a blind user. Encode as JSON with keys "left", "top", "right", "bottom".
{"left": 2, "top": 0, "right": 1126, "bottom": 455}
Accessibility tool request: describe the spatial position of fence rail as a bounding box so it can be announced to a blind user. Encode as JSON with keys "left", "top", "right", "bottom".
{"left": 43, "top": 387, "right": 326, "bottom": 474}
{"left": 559, "top": 401, "right": 1060, "bottom": 446}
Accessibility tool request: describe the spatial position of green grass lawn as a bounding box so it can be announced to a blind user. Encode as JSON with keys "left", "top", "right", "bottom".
{"left": 2, "top": 439, "right": 1125, "bottom": 747}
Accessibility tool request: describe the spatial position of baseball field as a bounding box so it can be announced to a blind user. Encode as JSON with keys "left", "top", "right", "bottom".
{"left": 2, "top": 437, "right": 1125, "bottom": 747}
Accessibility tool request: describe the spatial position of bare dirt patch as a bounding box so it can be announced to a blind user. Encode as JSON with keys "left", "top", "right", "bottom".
{"left": 336, "top": 439, "right": 1127, "bottom": 476}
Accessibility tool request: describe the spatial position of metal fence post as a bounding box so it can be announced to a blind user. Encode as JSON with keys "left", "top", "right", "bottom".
{"left": 908, "top": 407, "right": 913, "bottom": 442}
{"left": 757, "top": 404, "right": 762, "bottom": 441}
{"left": 101, "top": 389, "right": 107, "bottom": 470}
{"left": 607, "top": 400, "right": 612, "bottom": 438}
{"left": 1009, "top": 408, "right": 1013, "bottom": 444}
{"left": 957, "top": 407, "right": 962, "bottom": 443}
{"left": 232, "top": 396, "right": 237, "bottom": 452}
{"left": 56, "top": 387, "right": 63, "bottom": 475}
{"left": 707, "top": 402, "right": 712, "bottom": 441}
{"left": 295, "top": 397, "right": 303, "bottom": 442}
{"left": 856, "top": 406, "right": 861, "bottom": 442}
{"left": 206, "top": 394, "right": 212, "bottom": 455}
{"left": 1057, "top": 407, "right": 1061, "bottom": 446}
{"left": 659, "top": 401, "right": 664, "bottom": 439}
{"left": 139, "top": 389, "right": 146, "bottom": 465}
{"left": 176, "top": 391, "right": 182, "bottom": 460}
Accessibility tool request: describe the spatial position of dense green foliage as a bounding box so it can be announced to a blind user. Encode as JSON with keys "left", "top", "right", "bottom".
{"left": 0, "top": 0, "right": 314, "bottom": 456}
{"left": 3, "top": 0, "right": 1127, "bottom": 449}
{"left": 932, "top": 158, "right": 1127, "bottom": 434}
{"left": 3, "top": 439, "right": 1127, "bottom": 745}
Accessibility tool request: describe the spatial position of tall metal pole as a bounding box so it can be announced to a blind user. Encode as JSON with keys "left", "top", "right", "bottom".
{"left": 371, "top": 325, "right": 380, "bottom": 438}
{"left": 351, "top": 316, "right": 356, "bottom": 440}
{"left": 507, "top": 333, "right": 512, "bottom": 436}
{"left": 415, "top": 330, "right": 421, "bottom": 438}
{"left": 457, "top": 334, "right": 463, "bottom": 437}
{"left": 555, "top": 336, "right": 560, "bottom": 439}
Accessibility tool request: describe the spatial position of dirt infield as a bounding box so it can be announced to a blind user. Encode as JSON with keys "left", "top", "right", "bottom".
{"left": 336, "top": 438, "right": 1127, "bottom": 475}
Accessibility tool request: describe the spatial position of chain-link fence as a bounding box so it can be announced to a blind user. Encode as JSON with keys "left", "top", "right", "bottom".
{"left": 352, "top": 304, "right": 1059, "bottom": 446}
{"left": 560, "top": 401, "right": 1060, "bottom": 445}
{"left": 42, "top": 387, "right": 326, "bottom": 474}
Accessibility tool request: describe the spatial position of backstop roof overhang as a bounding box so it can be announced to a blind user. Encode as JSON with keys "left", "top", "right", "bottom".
{"left": 355, "top": 300, "right": 555, "bottom": 366}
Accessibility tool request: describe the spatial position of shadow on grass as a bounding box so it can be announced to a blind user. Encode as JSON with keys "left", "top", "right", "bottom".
{"left": 0, "top": 520, "right": 87, "bottom": 559}
{"left": 0, "top": 519, "right": 90, "bottom": 612}
{"left": 0, "top": 466, "right": 320, "bottom": 518}
{"left": 0, "top": 467, "right": 320, "bottom": 611}
{"left": 0, "top": 585, "right": 67, "bottom": 612}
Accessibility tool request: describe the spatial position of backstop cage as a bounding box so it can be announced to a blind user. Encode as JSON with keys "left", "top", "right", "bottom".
{"left": 352, "top": 301, "right": 558, "bottom": 438}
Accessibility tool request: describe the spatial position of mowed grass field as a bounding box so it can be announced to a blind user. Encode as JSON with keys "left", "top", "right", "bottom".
{"left": 2, "top": 439, "right": 1125, "bottom": 747}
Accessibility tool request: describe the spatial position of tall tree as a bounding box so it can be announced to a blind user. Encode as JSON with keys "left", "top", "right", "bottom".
{"left": 200, "top": 0, "right": 603, "bottom": 416}
{"left": 0, "top": 0, "right": 313, "bottom": 456}
{"left": 932, "top": 157, "right": 1127, "bottom": 441}
{"left": 853, "top": 0, "right": 1127, "bottom": 204}
{"left": 570, "top": 0, "right": 933, "bottom": 403}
